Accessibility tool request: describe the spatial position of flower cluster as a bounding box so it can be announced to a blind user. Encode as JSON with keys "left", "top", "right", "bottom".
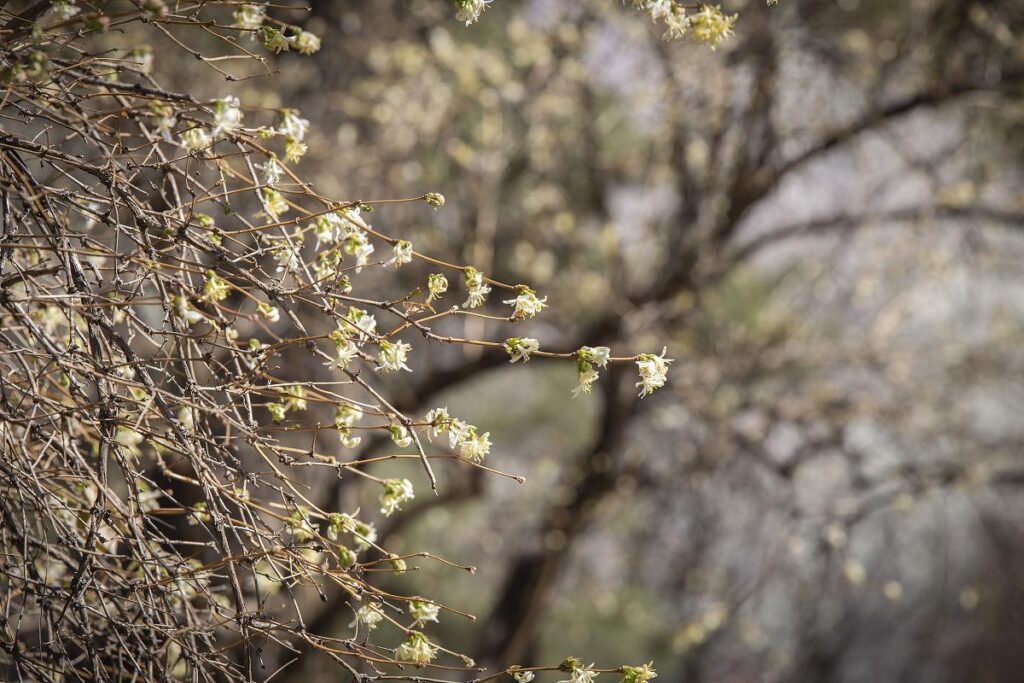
{"left": 573, "top": 346, "right": 611, "bottom": 398}
{"left": 0, "top": 0, "right": 699, "bottom": 676}
{"left": 379, "top": 478, "right": 415, "bottom": 516}
{"left": 396, "top": 631, "right": 437, "bottom": 664}
{"left": 211, "top": 96, "right": 242, "bottom": 138}
{"left": 632, "top": 1, "right": 738, "bottom": 46}
{"left": 327, "top": 512, "right": 377, "bottom": 551}
{"left": 389, "top": 423, "right": 412, "bottom": 447}
{"left": 557, "top": 658, "right": 600, "bottom": 683}
{"left": 453, "top": 0, "right": 493, "bottom": 26}
{"left": 410, "top": 600, "right": 441, "bottom": 626}
{"left": 255, "top": 24, "right": 322, "bottom": 55}
{"left": 285, "top": 509, "right": 316, "bottom": 543}
{"left": 463, "top": 267, "right": 492, "bottom": 308}
{"left": 689, "top": 4, "right": 739, "bottom": 48}
{"left": 427, "top": 273, "right": 449, "bottom": 302}
{"left": 232, "top": 4, "right": 265, "bottom": 32}
{"left": 388, "top": 239, "right": 414, "bottom": 268}
{"left": 377, "top": 340, "right": 412, "bottom": 373}
{"left": 504, "top": 285, "right": 548, "bottom": 319}
{"left": 621, "top": 662, "right": 659, "bottom": 683}
{"left": 201, "top": 271, "right": 231, "bottom": 302}
{"left": 334, "top": 404, "right": 364, "bottom": 447}
{"left": 277, "top": 108, "right": 311, "bottom": 162}
{"left": 425, "top": 407, "right": 492, "bottom": 462}
{"left": 180, "top": 127, "right": 211, "bottom": 152}
{"left": 505, "top": 337, "right": 540, "bottom": 363}
{"left": 351, "top": 603, "right": 385, "bottom": 631}
{"left": 636, "top": 348, "right": 673, "bottom": 397}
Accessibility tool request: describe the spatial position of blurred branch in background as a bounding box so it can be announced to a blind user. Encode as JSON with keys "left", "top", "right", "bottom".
{"left": 271, "top": 0, "right": 1024, "bottom": 680}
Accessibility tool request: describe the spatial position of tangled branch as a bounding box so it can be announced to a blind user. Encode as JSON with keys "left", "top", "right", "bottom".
{"left": 0, "top": 0, "right": 696, "bottom": 680}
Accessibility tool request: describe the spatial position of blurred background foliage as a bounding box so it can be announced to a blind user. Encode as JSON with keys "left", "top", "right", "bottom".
{"left": 150, "top": 0, "right": 1023, "bottom": 680}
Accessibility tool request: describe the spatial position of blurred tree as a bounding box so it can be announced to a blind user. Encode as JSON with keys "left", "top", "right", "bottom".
{"left": 264, "top": 0, "right": 1024, "bottom": 680}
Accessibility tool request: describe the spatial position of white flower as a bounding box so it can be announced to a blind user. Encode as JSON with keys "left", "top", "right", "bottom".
{"left": 283, "top": 385, "right": 306, "bottom": 412}
{"left": 390, "top": 424, "right": 413, "bottom": 448}
{"left": 258, "top": 155, "right": 283, "bottom": 187}
{"left": 504, "top": 337, "right": 540, "bottom": 363}
{"left": 202, "top": 270, "right": 230, "bottom": 302}
{"left": 284, "top": 136, "right": 307, "bottom": 163}
{"left": 621, "top": 663, "right": 658, "bottom": 683}
{"left": 504, "top": 285, "right": 547, "bottom": 319}
{"left": 662, "top": 10, "right": 689, "bottom": 39}
{"left": 180, "top": 127, "right": 211, "bottom": 152}
{"left": 277, "top": 109, "right": 309, "bottom": 142}
{"left": 387, "top": 240, "right": 413, "bottom": 268}
{"left": 571, "top": 347, "right": 611, "bottom": 397}
{"left": 260, "top": 188, "right": 290, "bottom": 220}
{"left": 258, "top": 26, "right": 292, "bottom": 53}
{"left": 337, "top": 426, "right": 361, "bottom": 448}
{"left": 285, "top": 511, "right": 316, "bottom": 543}
{"left": 645, "top": 0, "right": 674, "bottom": 21}
{"left": 572, "top": 361, "right": 600, "bottom": 399}
{"left": 336, "top": 546, "right": 358, "bottom": 569}
{"left": 427, "top": 273, "right": 448, "bottom": 302}
{"left": 343, "top": 229, "right": 375, "bottom": 272}
{"left": 267, "top": 402, "right": 287, "bottom": 421}
{"left": 396, "top": 631, "right": 436, "bottom": 665}
{"left": 326, "top": 512, "right": 357, "bottom": 540}
{"left": 578, "top": 346, "right": 610, "bottom": 368}
{"left": 270, "top": 237, "right": 301, "bottom": 273}
{"left": 512, "top": 672, "right": 536, "bottom": 683}
{"left": 232, "top": 3, "right": 265, "bottom": 32}
{"left": 635, "top": 347, "right": 672, "bottom": 397}
{"left": 454, "top": 0, "right": 492, "bottom": 26}
{"left": 446, "top": 418, "right": 472, "bottom": 450}
{"left": 314, "top": 211, "right": 345, "bottom": 247}
{"left": 327, "top": 338, "right": 359, "bottom": 370}
{"left": 409, "top": 600, "right": 440, "bottom": 627}
{"left": 635, "top": 0, "right": 690, "bottom": 40}
{"left": 177, "top": 405, "right": 195, "bottom": 432}
{"left": 50, "top": 0, "right": 81, "bottom": 21}
{"left": 557, "top": 662, "right": 600, "bottom": 683}
{"left": 463, "top": 267, "right": 491, "bottom": 308}
{"left": 350, "top": 603, "right": 384, "bottom": 631}
{"left": 424, "top": 407, "right": 453, "bottom": 440}
{"left": 379, "top": 478, "right": 414, "bottom": 516}
{"left": 377, "top": 340, "right": 412, "bottom": 373}
{"left": 172, "top": 295, "right": 204, "bottom": 325}
{"left": 351, "top": 240, "right": 375, "bottom": 271}
{"left": 353, "top": 520, "right": 376, "bottom": 549}
{"left": 343, "top": 307, "right": 377, "bottom": 341}
{"left": 150, "top": 101, "right": 177, "bottom": 133}
{"left": 293, "top": 30, "right": 321, "bottom": 55}
{"left": 211, "top": 96, "right": 242, "bottom": 138}
{"left": 334, "top": 404, "right": 363, "bottom": 428}
{"left": 257, "top": 301, "right": 279, "bottom": 323}
{"left": 688, "top": 5, "right": 737, "bottom": 49}
{"left": 458, "top": 427, "right": 491, "bottom": 463}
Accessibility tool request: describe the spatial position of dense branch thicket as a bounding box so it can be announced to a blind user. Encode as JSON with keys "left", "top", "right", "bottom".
{"left": 0, "top": 0, "right": 757, "bottom": 681}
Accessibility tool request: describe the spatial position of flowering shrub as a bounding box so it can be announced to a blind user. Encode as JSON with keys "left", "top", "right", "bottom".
{"left": 0, "top": 0, "right": 773, "bottom": 679}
